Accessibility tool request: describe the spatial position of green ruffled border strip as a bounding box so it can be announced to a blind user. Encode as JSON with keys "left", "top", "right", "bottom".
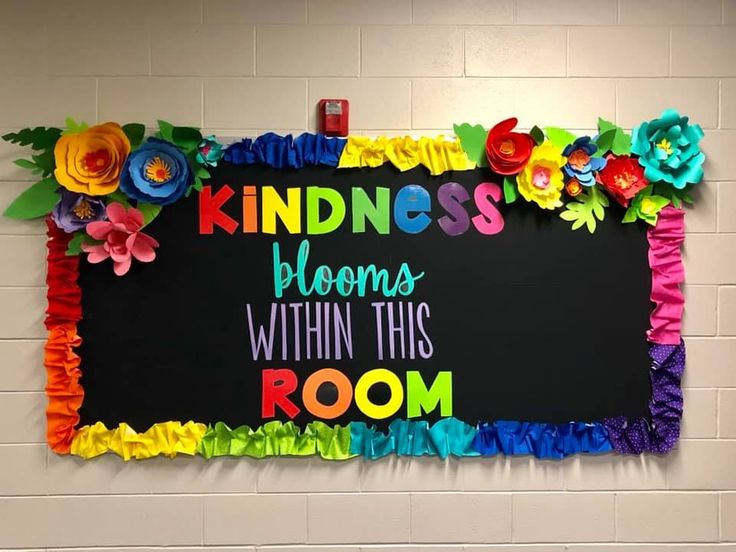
{"left": 197, "top": 420, "right": 355, "bottom": 460}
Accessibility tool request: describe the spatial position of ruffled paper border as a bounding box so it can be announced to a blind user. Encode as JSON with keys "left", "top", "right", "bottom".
{"left": 603, "top": 206, "right": 686, "bottom": 454}
{"left": 42, "top": 140, "right": 688, "bottom": 461}
{"left": 350, "top": 418, "right": 479, "bottom": 459}
{"left": 198, "top": 420, "right": 353, "bottom": 460}
{"left": 45, "top": 220, "right": 83, "bottom": 453}
{"left": 223, "top": 132, "right": 346, "bottom": 169}
{"left": 337, "top": 135, "right": 475, "bottom": 175}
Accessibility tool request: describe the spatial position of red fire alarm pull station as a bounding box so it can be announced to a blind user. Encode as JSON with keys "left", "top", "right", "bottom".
{"left": 319, "top": 99, "right": 349, "bottom": 137}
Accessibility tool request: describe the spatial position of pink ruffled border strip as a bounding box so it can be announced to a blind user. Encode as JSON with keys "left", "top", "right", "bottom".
{"left": 647, "top": 206, "right": 686, "bottom": 345}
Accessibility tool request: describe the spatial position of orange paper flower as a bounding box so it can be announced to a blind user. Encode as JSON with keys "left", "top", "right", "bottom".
{"left": 53, "top": 122, "right": 131, "bottom": 196}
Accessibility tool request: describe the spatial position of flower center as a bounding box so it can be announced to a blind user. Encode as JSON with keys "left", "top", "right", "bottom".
{"left": 641, "top": 197, "right": 656, "bottom": 215}
{"left": 200, "top": 144, "right": 211, "bottom": 155}
{"left": 614, "top": 172, "right": 635, "bottom": 190}
{"left": 566, "top": 179, "right": 582, "bottom": 196}
{"left": 145, "top": 156, "right": 172, "bottom": 184}
{"left": 656, "top": 138, "right": 673, "bottom": 155}
{"left": 82, "top": 149, "right": 111, "bottom": 172}
{"left": 567, "top": 149, "right": 591, "bottom": 170}
{"left": 72, "top": 198, "right": 94, "bottom": 220}
{"left": 532, "top": 166, "right": 551, "bottom": 189}
{"left": 499, "top": 139, "right": 515, "bottom": 156}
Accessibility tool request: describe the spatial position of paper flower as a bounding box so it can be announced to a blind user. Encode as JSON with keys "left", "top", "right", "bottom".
{"left": 119, "top": 138, "right": 193, "bottom": 206}
{"left": 53, "top": 122, "right": 131, "bottom": 196}
{"left": 631, "top": 108, "right": 705, "bottom": 189}
{"left": 196, "top": 135, "right": 223, "bottom": 167}
{"left": 562, "top": 136, "right": 606, "bottom": 186}
{"left": 485, "top": 118, "right": 534, "bottom": 175}
{"left": 565, "top": 178, "right": 583, "bottom": 197}
{"left": 82, "top": 202, "right": 159, "bottom": 276}
{"left": 596, "top": 154, "right": 649, "bottom": 207}
{"left": 516, "top": 141, "right": 566, "bottom": 210}
{"left": 623, "top": 192, "right": 671, "bottom": 226}
{"left": 51, "top": 190, "right": 106, "bottom": 233}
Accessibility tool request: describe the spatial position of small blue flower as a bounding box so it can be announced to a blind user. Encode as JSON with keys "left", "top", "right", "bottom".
{"left": 562, "top": 136, "right": 606, "bottom": 187}
{"left": 119, "top": 138, "right": 193, "bottom": 206}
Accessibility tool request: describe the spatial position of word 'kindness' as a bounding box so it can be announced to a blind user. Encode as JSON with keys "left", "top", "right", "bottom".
{"left": 199, "top": 182, "right": 505, "bottom": 236}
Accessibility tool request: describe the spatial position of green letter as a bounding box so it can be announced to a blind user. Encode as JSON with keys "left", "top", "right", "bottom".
{"left": 352, "top": 187, "right": 390, "bottom": 234}
{"left": 406, "top": 371, "right": 452, "bottom": 417}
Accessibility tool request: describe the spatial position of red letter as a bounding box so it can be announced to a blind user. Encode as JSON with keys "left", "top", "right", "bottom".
{"left": 199, "top": 185, "right": 238, "bottom": 235}
{"left": 472, "top": 182, "right": 505, "bottom": 235}
{"left": 262, "top": 368, "right": 301, "bottom": 419}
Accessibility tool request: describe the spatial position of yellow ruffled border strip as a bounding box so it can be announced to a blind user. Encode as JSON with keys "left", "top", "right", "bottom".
{"left": 71, "top": 421, "right": 207, "bottom": 460}
{"left": 337, "top": 135, "right": 475, "bottom": 175}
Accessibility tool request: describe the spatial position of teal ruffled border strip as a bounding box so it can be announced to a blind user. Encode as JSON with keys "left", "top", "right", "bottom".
{"left": 197, "top": 421, "right": 355, "bottom": 460}
{"left": 349, "top": 417, "right": 479, "bottom": 459}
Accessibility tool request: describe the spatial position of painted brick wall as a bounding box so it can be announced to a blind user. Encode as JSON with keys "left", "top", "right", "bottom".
{"left": 0, "top": 0, "right": 735, "bottom": 549}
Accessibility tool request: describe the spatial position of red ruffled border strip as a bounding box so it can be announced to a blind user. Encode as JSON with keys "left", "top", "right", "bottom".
{"left": 44, "top": 219, "right": 84, "bottom": 453}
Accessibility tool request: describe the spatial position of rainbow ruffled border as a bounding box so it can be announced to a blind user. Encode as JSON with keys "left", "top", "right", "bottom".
{"left": 42, "top": 131, "right": 687, "bottom": 461}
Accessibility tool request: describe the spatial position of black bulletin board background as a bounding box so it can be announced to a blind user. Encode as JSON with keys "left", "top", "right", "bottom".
{"left": 77, "top": 164, "right": 652, "bottom": 430}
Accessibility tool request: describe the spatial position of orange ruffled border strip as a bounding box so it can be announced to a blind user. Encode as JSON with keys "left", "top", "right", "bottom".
{"left": 45, "top": 219, "right": 83, "bottom": 453}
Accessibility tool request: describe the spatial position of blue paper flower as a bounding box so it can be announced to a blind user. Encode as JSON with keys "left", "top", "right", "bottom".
{"left": 631, "top": 108, "right": 705, "bottom": 190}
{"left": 119, "top": 138, "right": 193, "bottom": 206}
{"left": 562, "top": 136, "right": 606, "bottom": 187}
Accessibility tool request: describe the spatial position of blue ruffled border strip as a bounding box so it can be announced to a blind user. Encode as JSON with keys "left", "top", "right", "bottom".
{"left": 223, "top": 132, "right": 346, "bottom": 169}
{"left": 472, "top": 420, "right": 612, "bottom": 459}
{"left": 349, "top": 417, "right": 613, "bottom": 460}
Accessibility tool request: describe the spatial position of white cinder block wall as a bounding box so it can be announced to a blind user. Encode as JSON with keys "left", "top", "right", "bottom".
{"left": 0, "top": 0, "right": 735, "bottom": 549}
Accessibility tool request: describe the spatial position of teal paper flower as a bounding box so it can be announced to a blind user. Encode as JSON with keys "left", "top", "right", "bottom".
{"left": 631, "top": 109, "right": 705, "bottom": 190}
{"left": 196, "top": 135, "right": 223, "bottom": 167}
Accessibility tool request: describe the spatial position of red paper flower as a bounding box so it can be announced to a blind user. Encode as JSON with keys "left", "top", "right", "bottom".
{"left": 596, "top": 154, "right": 649, "bottom": 207}
{"left": 485, "top": 118, "right": 534, "bottom": 175}
{"left": 565, "top": 178, "right": 583, "bottom": 197}
{"left": 82, "top": 202, "right": 159, "bottom": 276}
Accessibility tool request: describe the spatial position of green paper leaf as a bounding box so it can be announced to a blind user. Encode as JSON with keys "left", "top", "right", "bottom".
{"left": 529, "top": 125, "right": 545, "bottom": 146}
{"left": 503, "top": 176, "right": 518, "bottom": 204}
{"left": 13, "top": 158, "right": 37, "bottom": 170}
{"left": 2, "top": 127, "right": 62, "bottom": 150}
{"left": 194, "top": 165, "right": 210, "bottom": 180}
{"left": 32, "top": 149, "right": 55, "bottom": 176}
{"left": 622, "top": 206, "right": 638, "bottom": 223}
{"left": 157, "top": 120, "right": 174, "bottom": 142}
{"left": 137, "top": 202, "right": 162, "bottom": 227}
{"left": 682, "top": 193, "right": 694, "bottom": 205}
{"left": 193, "top": 176, "right": 204, "bottom": 192}
{"left": 559, "top": 187, "right": 608, "bottom": 234}
{"left": 594, "top": 129, "right": 617, "bottom": 155}
{"left": 3, "top": 178, "right": 59, "bottom": 219}
{"left": 106, "top": 190, "right": 133, "bottom": 210}
{"left": 611, "top": 129, "right": 632, "bottom": 155}
{"left": 122, "top": 123, "right": 146, "bottom": 148}
{"left": 453, "top": 123, "right": 488, "bottom": 167}
{"left": 597, "top": 117, "right": 616, "bottom": 135}
{"left": 172, "top": 126, "right": 202, "bottom": 152}
{"left": 66, "top": 232, "right": 85, "bottom": 256}
{"left": 543, "top": 127, "right": 576, "bottom": 149}
{"left": 63, "top": 117, "right": 88, "bottom": 135}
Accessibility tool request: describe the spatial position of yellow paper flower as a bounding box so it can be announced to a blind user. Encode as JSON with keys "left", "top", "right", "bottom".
{"left": 517, "top": 141, "right": 566, "bottom": 210}
{"left": 53, "top": 122, "right": 131, "bottom": 196}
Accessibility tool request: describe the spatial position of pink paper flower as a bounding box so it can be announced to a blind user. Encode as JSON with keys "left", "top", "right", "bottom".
{"left": 82, "top": 202, "right": 159, "bottom": 276}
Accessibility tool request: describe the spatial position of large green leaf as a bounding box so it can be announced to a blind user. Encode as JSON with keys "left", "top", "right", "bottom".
{"left": 543, "top": 127, "right": 576, "bottom": 149}
{"left": 107, "top": 190, "right": 133, "bottom": 209}
{"left": 172, "top": 126, "right": 203, "bottom": 152}
{"left": 156, "top": 120, "right": 175, "bottom": 142}
{"left": 122, "top": 123, "right": 146, "bottom": 149}
{"left": 3, "top": 178, "right": 59, "bottom": 219}
{"left": 503, "top": 176, "right": 518, "bottom": 204}
{"left": 2, "top": 127, "right": 62, "bottom": 150}
{"left": 559, "top": 186, "right": 608, "bottom": 234}
{"left": 137, "top": 202, "right": 162, "bottom": 227}
{"left": 452, "top": 123, "right": 488, "bottom": 167}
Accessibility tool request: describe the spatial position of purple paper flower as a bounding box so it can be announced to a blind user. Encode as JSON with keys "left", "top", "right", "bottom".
{"left": 51, "top": 190, "right": 106, "bottom": 233}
